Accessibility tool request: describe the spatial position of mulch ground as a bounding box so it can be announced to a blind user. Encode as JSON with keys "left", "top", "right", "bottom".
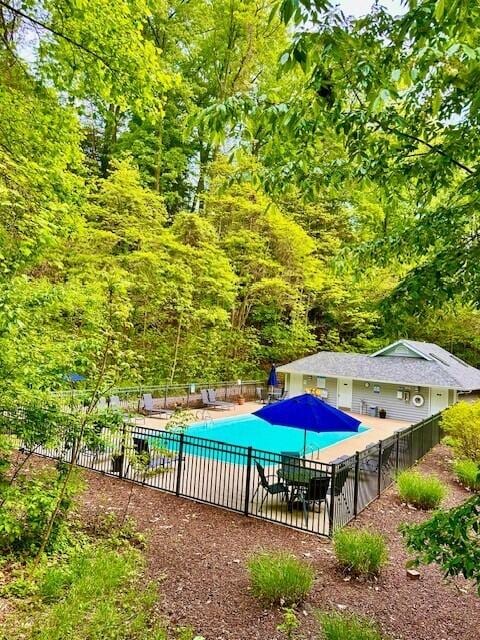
{"left": 76, "top": 444, "right": 480, "bottom": 640}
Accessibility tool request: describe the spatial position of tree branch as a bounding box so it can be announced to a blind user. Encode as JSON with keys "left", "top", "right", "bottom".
{"left": 0, "top": 1, "right": 115, "bottom": 70}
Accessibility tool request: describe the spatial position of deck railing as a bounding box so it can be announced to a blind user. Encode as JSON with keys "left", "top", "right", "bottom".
{"left": 1, "top": 407, "right": 442, "bottom": 537}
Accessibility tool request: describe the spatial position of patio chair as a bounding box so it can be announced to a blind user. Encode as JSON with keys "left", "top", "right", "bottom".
{"left": 267, "top": 389, "right": 288, "bottom": 404}
{"left": 294, "top": 475, "right": 331, "bottom": 525}
{"left": 252, "top": 461, "right": 289, "bottom": 508}
{"left": 142, "top": 393, "right": 174, "bottom": 419}
{"left": 255, "top": 387, "right": 267, "bottom": 404}
{"left": 327, "top": 462, "right": 353, "bottom": 521}
{"left": 280, "top": 451, "right": 305, "bottom": 474}
{"left": 360, "top": 442, "right": 395, "bottom": 475}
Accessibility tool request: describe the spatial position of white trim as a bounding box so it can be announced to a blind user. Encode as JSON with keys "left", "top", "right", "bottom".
{"left": 369, "top": 339, "right": 433, "bottom": 360}
{"left": 276, "top": 370, "right": 458, "bottom": 390}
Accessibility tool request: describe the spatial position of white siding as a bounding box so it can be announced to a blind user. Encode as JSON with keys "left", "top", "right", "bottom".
{"left": 352, "top": 380, "right": 429, "bottom": 422}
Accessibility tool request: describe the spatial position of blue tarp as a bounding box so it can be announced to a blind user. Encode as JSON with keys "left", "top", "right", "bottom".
{"left": 267, "top": 365, "right": 278, "bottom": 387}
{"left": 253, "top": 392, "right": 361, "bottom": 433}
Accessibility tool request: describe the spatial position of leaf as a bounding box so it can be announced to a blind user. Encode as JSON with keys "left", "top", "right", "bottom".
{"left": 434, "top": 0, "right": 445, "bottom": 21}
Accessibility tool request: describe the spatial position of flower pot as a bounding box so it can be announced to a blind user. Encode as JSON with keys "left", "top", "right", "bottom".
{"left": 237, "top": 396, "right": 245, "bottom": 405}
{"left": 379, "top": 409, "right": 387, "bottom": 419}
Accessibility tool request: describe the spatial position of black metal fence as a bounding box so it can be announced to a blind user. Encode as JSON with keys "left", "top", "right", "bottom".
{"left": 2, "top": 409, "right": 442, "bottom": 537}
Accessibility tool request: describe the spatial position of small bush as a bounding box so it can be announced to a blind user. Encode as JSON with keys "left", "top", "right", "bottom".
{"left": 441, "top": 401, "right": 480, "bottom": 462}
{"left": 318, "top": 611, "right": 382, "bottom": 640}
{"left": 247, "top": 551, "right": 314, "bottom": 605}
{"left": 453, "top": 459, "right": 480, "bottom": 491}
{"left": 397, "top": 470, "right": 446, "bottom": 509}
{"left": 333, "top": 528, "right": 387, "bottom": 577}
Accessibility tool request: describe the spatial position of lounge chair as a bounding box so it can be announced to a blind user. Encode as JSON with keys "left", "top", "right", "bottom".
{"left": 109, "top": 395, "right": 122, "bottom": 409}
{"left": 295, "top": 475, "right": 330, "bottom": 525}
{"left": 200, "top": 389, "right": 235, "bottom": 410}
{"left": 142, "top": 393, "right": 174, "bottom": 419}
{"left": 252, "top": 461, "right": 289, "bottom": 508}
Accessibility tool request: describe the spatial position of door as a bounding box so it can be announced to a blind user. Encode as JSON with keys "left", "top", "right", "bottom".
{"left": 430, "top": 387, "right": 449, "bottom": 415}
{"left": 337, "top": 378, "right": 353, "bottom": 410}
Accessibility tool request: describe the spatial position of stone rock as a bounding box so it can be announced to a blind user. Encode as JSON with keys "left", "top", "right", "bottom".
{"left": 406, "top": 569, "right": 421, "bottom": 580}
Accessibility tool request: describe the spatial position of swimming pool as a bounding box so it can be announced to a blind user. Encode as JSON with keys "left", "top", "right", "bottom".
{"left": 168, "top": 414, "right": 369, "bottom": 464}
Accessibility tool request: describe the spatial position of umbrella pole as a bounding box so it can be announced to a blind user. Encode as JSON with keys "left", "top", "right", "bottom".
{"left": 303, "top": 429, "right": 307, "bottom": 458}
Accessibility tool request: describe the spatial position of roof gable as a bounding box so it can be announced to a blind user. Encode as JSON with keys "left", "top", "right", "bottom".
{"left": 370, "top": 340, "right": 432, "bottom": 360}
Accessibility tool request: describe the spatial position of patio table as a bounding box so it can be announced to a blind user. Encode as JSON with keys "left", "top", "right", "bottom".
{"left": 277, "top": 466, "right": 329, "bottom": 510}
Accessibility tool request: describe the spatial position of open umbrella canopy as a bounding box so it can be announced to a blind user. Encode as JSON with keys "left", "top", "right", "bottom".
{"left": 65, "top": 373, "right": 86, "bottom": 383}
{"left": 267, "top": 365, "right": 278, "bottom": 387}
{"left": 253, "top": 393, "right": 361, "bottom": 434}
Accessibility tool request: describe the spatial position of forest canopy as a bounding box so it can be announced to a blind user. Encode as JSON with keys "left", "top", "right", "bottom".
{"left": 1, "top": 0, "right": 479, "bottom": 397}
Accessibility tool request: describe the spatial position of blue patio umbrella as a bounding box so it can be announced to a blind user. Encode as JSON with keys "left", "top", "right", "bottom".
{"left": 267, "top": 364, "right": 278, "bottom": 388}
{"left": 65, "top": 373, "right": 86, "bottom": 383}
{"left": 253, "top": 393, "right": 361, "bottom": 455}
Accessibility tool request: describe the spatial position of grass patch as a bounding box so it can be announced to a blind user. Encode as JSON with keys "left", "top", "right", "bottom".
{"left": 3, "top": 543, "right": 169, "bottom": 640}
{"left": 318, "top": 611, "right": 382, "bottom": 640}
{"left": 453, "top": 459, "right": 480, "bottom": 491}
{"left": 333, "top": 528, "right": 387, "bottom": 577}
{"left": 247, "top": 551, "right": 314, "bottom": 606}
{"left": 396, "top": 470, "right": 446, "bottom": 509}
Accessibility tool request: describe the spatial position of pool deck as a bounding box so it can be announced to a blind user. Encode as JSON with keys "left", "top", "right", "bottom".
{"left": 142, "top": 401, "right": 411, "bottom": 463}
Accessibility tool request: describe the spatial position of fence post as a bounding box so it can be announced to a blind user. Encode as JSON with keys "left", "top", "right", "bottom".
{"left": 119, "top": 421, "right": 127, "bottom": 479}
{"left": 244, "top": 446, "right": 253, "bottom": 516}
{"left": 328, "top": 463, "right": 336, "bottom": 537}
{"left": 377, "top": 440, "right": 382, "bottom": 497}
{"left": 395, "top": 431, "right": 400, "bottom": 472}
{"left": 175, "top": 433, "right": 185, "bottom": 497}
{"left": 353, "top": 452, "right": 360, "bottom": 517}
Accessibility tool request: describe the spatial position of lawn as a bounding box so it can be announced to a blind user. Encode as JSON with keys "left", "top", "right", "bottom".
{"left": 70, "top": 444, "right": 480, "bottom": 640}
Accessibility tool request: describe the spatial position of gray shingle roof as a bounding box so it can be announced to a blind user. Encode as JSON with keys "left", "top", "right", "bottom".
{"left": 277, "top": 340, "right": 480, "bottom": 391}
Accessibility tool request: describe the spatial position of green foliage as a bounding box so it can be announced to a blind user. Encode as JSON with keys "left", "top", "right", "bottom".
{"left": 4, "top": 544, "right": 168, "bottom": 640}
{"left": 333, "top": 528, "right": 388, "bottom": 577}
{"left": 247, "top": 551, "right": 314, "bottom": 606}
{"left": 453, "top": 459, "right": 480, "bottom": 492}
{"left": 277, "top": 608, "right": 300, "bottom": 640}
{"left": 397, "top": 470, "right": 446, "bottom": 510}
{"left": 0, "top": 467, "right": 82, "bottom": 556}
{"left": 400, "top": 496, "right": 480, "bottom": 594}
{"left": 441, "top": 401, "right": 480, "bottom": 462}
{"left": 318, "top": 611, "right": 382, "bottom": 640}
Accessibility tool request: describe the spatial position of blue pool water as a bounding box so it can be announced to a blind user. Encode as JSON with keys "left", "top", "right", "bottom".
{"left": 165, "top": 414, "right": 368, "bottom": 464}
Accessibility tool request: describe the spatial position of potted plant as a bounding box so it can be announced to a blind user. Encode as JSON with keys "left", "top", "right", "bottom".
{"left": 379, "top": 408, "right": 387, "bottom": 419}
{"left": 237, "top": 394, "right": 245, "bottom": 405}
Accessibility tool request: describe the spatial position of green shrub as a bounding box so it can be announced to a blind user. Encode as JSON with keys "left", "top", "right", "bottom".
{"left": 333, "top": 528, "right": 387, "bottom": 577}
{"left": 247, "top": 551, "right": 314, "bottom": 605}
{"left": 318, "top": 611, "right": 382, "bottom": 640}
{"left": 0, "top": 468, "right": 82, "bottom": 556}
{"left": 396, "top": 470, "right": 446, "bottom": 509}
{"left": 453, "top": 459, "right": 480, "bottom": 491}
{"left": 441, "top": 401, "right": 480, "bottom": 462}
{"left": 28, "top": 545, "right": 167, "bottom": 640}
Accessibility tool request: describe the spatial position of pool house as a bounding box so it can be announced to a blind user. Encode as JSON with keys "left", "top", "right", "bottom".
{"left": 278, "top": 339, "right": 480, "bottom": 422}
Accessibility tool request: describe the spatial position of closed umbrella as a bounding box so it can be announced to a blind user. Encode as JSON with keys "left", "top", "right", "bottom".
{"left": 254, "top": 392, "right": 361, "bottom": 456}
{"left": 267, "top": 364, "right": 278, "bottom": 388}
